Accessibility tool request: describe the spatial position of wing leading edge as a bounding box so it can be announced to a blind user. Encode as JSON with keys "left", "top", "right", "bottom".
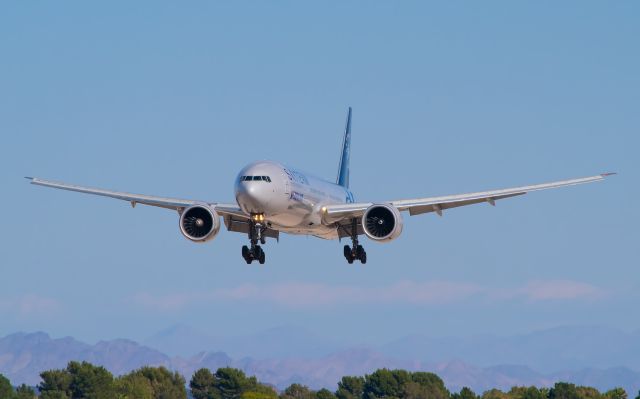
{"left": 25, "top": 177, "right": 245, "bottom": 217}
{"left": 323, "top": 173, "right": 615, "bottom": 223}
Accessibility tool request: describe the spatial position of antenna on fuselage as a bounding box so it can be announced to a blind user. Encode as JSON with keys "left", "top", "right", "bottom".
{"left": 336, "top": 107, "right": 352, "bottom": 188}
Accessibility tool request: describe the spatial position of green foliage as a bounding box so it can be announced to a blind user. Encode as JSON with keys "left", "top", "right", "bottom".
{"left": 0, "top": 373, "right": 15, "bottom": 399}
{"left": 482, "top": 389, "right": 509, "bottom": 399}
{"left": 39, "top": 392, "right": 70, "bottom": 399}
{"left": 242, "top": 388, "right": 279, "bottom": 399}
{"left": 363, "top": 369, "right": 411, "bottom": 399}
{"left": 361, "top": 369, "right": 448, "bottom": 399}
{"left": 407, "top": 372, "right": 449, "bottom": 399}
{"left": 317, "top": 388, "right": 338, "bottom": 399}
{"left": 215, "top": 368, "right": 258, "bottom": 399}
{"left": 66, "top": 361, "right": 115, "bottom": 399}
{"left": 25, "top": 362, "right": 635, "bottom": 399}
{"left": 14, "top": 384, "right": 37, "bottom": 399}
{"left": 115, "top": 372, "right": 154, "bottom": 399}
{"left": 549, "top": 383, "right": 581, "bottom": 399}
{"left": 281, "top": 383, "right": 315, "bottom": 399}
{"left": 576, "top": 387, "right": 602, "bottom": 399}
{"left": 603, "top": 388, "right": 627, "bottom": 399}
{"left": 456, "top": 387, "right": 480, "bottom": 399}
{"left": 191, "top": 368, "right": 220, "bottom": 399}
{"left": 39, "top": 368, "right": 72, "bottom": 398}
{"left": 336, "top": 376, "right": 365, "bottom": 399}
{"left": 125, "top": 366, "right": 187, "bottom": 399}
{"left": 38, "top": 361, "right": 115, "bottom": 399}
{"left": 190, "top": 367, "right": 273, "bottom": 399}
{"left": 508, "top": 387, "right": 548, "bottom": 399}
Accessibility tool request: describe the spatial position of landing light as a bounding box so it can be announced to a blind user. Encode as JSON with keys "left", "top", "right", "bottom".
{"left": 252, "top": 213, "right": 265, "bottom": 222}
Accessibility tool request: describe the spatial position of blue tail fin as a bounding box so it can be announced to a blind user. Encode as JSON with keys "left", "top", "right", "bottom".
{"left": 336, "top": 107, "right": 352, "bottom": 188}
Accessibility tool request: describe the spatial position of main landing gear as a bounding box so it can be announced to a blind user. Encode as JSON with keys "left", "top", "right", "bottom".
{"left": 242, "top": 214, "right": 267, "bottom": 264}
{"left": 343, "top": 219, "right": 367, "bottom": 264}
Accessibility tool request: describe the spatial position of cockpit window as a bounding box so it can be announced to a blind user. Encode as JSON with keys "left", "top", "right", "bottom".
{"left": 240, "top": 175, "right": 271, "bottom": 182}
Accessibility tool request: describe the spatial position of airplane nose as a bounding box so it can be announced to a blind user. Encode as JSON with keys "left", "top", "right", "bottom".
{"left": 236, "top": 182, "right": 267, "bottom": 214}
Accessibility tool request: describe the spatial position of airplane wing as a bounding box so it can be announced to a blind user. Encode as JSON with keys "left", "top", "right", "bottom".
{"left": 323, "top": 173, "right": 615, "bottom": 224}
{"left": 25, "top": 177, "right": 246, "bottom": 218}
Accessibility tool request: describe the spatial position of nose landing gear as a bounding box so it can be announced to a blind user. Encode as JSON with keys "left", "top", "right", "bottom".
{"left": 243, "top": 213, "right": 267, "bottom": 264}
{"left": 343, "top": 219, "right": 367, "bottom": 264}
{"left": 242, "top": 244, "right": 265, "bottom": 264}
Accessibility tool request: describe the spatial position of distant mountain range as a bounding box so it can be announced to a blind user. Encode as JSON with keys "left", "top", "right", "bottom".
{"left": 1, "top": 327, "right": 640, "bottom": 395}
{"left": 144, "top": 324, "right": 640, "bottom": 373}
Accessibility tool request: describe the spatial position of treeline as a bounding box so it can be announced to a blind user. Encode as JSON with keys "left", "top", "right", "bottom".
{"left": 1, "top": 362, "right": 639, "bottom": 399}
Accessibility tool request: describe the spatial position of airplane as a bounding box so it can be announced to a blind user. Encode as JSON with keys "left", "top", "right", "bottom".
{"left": 26, "top": 108, "right": 614, "bottom": 264}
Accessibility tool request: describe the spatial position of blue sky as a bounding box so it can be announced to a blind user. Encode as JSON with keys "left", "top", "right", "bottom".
{"left": 0, "top": 1, "right": 638, "bottom": 347}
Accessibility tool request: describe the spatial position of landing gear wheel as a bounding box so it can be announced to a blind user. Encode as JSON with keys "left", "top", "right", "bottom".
{"left": 342, "top": 219, "right": 368, "bottom": 264}
{"left": 243, "top": 218, "right": 269, "bottom": 264}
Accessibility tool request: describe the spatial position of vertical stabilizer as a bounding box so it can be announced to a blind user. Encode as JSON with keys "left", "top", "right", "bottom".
{"left": 336, "top": 107, "right": 352, "bottom": 188}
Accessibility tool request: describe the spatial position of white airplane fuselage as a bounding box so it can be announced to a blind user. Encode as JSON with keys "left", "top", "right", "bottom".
{"left": 234, "top": 161, "right": 354, "bottom": 239}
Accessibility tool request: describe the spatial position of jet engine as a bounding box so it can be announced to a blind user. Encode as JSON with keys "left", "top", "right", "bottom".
{"left": 362, "top": 204, "right": 403, "bottom": 242}
{"left": 179, "top": 205, "right": 220, "bottom": 243}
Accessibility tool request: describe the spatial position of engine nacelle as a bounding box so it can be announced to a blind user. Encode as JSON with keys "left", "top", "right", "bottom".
{"left": 179, "top": 205, "right": 220, "bottom": 243}
{"left": 362, "top": 204, "right": 403, "bottom": 242}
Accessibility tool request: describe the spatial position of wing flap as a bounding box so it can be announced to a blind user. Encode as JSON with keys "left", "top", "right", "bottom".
{"left": 407, "top": 193, "right": 525, "bottom": 216}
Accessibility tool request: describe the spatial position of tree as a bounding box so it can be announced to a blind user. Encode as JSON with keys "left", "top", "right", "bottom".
{"left": 403, "top": 382, "right": 432, "bottom": 399}
{"left": 242, "top": 387, "right": 279, "bottom": 399}
{"left": 363, "top": 369, "right": 411, "bottom": 399}
{"left": 336, "top": 376, "right": 365, "bottom": 399}
{"left": 115, "top": 373, "right": 154, "bottom": 399}
{"left": 576, "top": 387, "right": 602, "bottom": 399}
{"left": 67, "top": 361, "right": 115, "bottom": 399}
{"left": 409, "top": 372, "right": 449, "bottom": 399}
{"left": 317, "top": 389, "right": 337, "bottom": 399}
{"left": 603, "top": 388, "right": 627, "bottom": 399}
{"left": 128, "top": 366, "right": 187, "bottom": 399}
{"left": 215, "top": 368, "right": 257, "bottom": 399}
{"left": 0, "top": 373, "right": 15, "bottom": 399}
{"left": 635, "top": 391, "right": 640, "bottom": 399}
{"left": 482, "top": 389, "right": 509, "bottom": 399}
{"left": 508, "top": 387, "right": 547, "bottom": 399}
{"left": 14, "top": 384, "right": 37, "bottom": 399}
{"left": 549, "top": 383, "right": 581, "bottom": 399}
{"left": 39, "top": 369, "right": 72, "bottom": 399}
{"left": 40, "top": 392, "right": 70, "bottom": 399}
{"left": 281, "top": 383, "right": 315, "bottom": 399}
{"left": 458, "top": 387, "right": 480, "bottom": 399}
{"left": 191, "top": 368, "right": 220, "bottom": 399}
